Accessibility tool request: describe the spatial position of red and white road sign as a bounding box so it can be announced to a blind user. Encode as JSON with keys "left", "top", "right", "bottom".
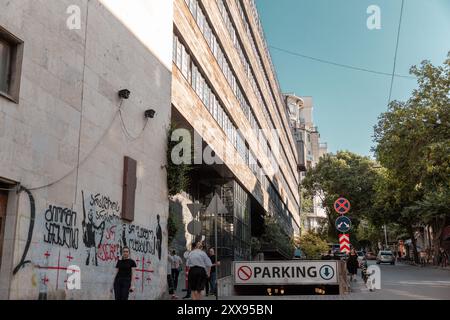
{"left": 237, "top": 266, "right": 253, "bottom": 281}
{"left": 339, "top": 234, "right": 350, "bottom": 253}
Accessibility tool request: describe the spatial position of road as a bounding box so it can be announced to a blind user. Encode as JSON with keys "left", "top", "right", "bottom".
{"left": 215, "top": 261, "right": 450, "bottom": 300}
{"left": 360, "top": 261, "right": 450, "bottom": 300}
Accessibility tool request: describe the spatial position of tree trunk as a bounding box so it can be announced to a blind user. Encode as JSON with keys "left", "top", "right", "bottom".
{"left": 407, "top": 224, "right": 419, "bottom": 263}
{"left": 431, "top": 217, "right": 446, "bottom": 265}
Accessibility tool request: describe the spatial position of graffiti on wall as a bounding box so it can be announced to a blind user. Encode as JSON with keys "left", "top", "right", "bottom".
{"left": 43, "top": 205, "right": 79, "bottom": 250}
{"left": 16, "top": 188, "right": 165, "bottom": 299}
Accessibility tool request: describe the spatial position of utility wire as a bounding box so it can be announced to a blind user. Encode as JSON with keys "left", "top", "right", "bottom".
{"left": 388, "top": 0, "right": 406, "bottom": 105}
{"left": 269, "top": 45, "right": 415, "bottom": 80}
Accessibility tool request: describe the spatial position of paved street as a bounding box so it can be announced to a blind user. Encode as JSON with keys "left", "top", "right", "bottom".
{"left": 359, "top": 261, "right": 450, "bottom": 300}
{"left": 171, "top": 261, "right": 450, "bottom": 300}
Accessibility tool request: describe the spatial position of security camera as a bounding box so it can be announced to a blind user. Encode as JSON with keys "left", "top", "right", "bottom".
{"left": 118, "top": 89, "right": 131, "bottom": 99}
{"left": 144, "top": 109, "right": 156, "bottom": 118}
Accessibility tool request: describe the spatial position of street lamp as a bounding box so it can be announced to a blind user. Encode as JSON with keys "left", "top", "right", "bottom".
{"left": 383, "top": 225, "right": 388, "bottom": 249}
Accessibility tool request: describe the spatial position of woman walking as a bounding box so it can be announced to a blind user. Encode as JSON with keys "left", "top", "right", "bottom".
{"left": 187, "top": 240, "right": 212, "bottom": 300}
{"left": 113, "top": 246, "right": 137, "bottom": 300}
{"left": 347, "top": 249, "right": 359, "bottom": 282}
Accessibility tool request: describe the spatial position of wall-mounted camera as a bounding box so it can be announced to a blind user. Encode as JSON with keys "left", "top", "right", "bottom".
{"left": 118, "top": 89, "right": 131, "bottom": 99}
{"left": 144, "top": 109, "right": 156, "bottom": 119}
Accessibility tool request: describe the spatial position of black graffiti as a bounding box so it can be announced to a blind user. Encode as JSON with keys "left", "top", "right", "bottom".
{"left": 45, "top": 205, "right": 77, "bottom": 226}
{"left": 44, "top": 223, "right": 79, "bottom": 249}
{"left": 43, "top": 205, "right": 79, "bottom": 249}
{"left": 125, "top": 225, "right": 155, "bottom": 254}
{"left": 128, "top": 238, "right": 155, "bottom": 254}
{"left": 95, "top": 209, "right": 120, "bottom": 224}
{"left": 90, "top": 193, "right": 120, "bottom": 213}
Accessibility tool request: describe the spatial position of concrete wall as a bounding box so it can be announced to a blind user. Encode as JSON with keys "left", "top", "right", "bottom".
{"left": 0, "top": 0, "right": 172, "bottom": 300}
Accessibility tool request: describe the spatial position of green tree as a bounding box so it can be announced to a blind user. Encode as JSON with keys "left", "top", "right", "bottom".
{"left": 302, "top": 151, "right": 381, "bottom": 242}
{"left": 259, "top": 216, "right": 295, "bottom": 259}
{"left": 166, "top": 124, "right": 192, "bottom": 196}
{"left": 373, "top": 53, "right": 450, "bottom": 262}
{"left": 295, "top": 232, "right": 329, "bottom": 260}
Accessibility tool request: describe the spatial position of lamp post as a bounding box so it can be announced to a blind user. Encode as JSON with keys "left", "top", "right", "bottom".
{"left": 384, "top": 225, "right": 388, "bottom": 249}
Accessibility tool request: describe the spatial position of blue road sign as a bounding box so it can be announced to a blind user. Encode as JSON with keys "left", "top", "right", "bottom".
{"left": 335, "top": 216, "right": 352, "bottom": 233}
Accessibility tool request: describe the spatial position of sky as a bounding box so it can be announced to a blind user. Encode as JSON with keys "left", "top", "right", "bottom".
{"left": 257, "top": 0, "right": 450, "bottom": 156}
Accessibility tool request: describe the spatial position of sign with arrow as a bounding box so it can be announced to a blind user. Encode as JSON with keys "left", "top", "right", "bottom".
{"left": 205, "top": 194, "right": 228, "bottom": 216}
{"left": 339, "top": 234, "right": 350, "bottom": 253}
{"left": 187, "top": 203, "right": 203, "bottom": 219}
{"left": 234, "top": 261, "right": 338, "bottom": 285}
{"left": 335, "top": 216, "right": 352, "bottom": 233}
{"left": 334, "top": 197, "right": 351, "bottom": 215}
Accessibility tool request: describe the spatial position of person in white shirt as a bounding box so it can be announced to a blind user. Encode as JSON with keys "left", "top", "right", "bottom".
{"left": 186, "top": 240, "right": 212, "bottom": 300}
{"left": 170, "top": 250, "right": 183, "bottom": 291}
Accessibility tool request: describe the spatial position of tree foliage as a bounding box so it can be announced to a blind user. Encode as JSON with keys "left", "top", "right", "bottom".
{"left": 301, "top": 151, "right": 382, "bottom": 241}
{"left": 167, "top": 124, "right": 192, "bottom": 196}
{"left": 295, "top": 232, "right": 329, "bottom": 260}
{"left": 373, "top": 53, "right": 450, "bottom": 262}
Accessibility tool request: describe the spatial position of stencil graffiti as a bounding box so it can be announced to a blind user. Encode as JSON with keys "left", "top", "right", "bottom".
{"left": 82, "top": 191, "right": 106, "bottom": 266}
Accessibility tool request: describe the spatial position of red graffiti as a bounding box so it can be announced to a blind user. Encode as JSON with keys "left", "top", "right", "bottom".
{"left": 97, "top": 243, "right": 120, "bottom": 262}
{"left": 105, "top": 226, "right": 116, "bottom": 241}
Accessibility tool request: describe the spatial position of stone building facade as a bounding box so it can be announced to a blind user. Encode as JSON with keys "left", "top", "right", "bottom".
{"left": 0, "top": 0, "right": 173, "bottom": 299}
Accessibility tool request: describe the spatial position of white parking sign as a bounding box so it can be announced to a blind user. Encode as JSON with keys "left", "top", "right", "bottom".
{"left": 234, "top": 261, "right": 338, "bottom": 285}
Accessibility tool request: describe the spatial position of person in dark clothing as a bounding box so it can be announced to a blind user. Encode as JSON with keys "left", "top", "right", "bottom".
{"left": 156, "top": 215, "right": 162, "bottom": 260}
{"left": 347, "top": 249, "right": 359, "bottom": 282}
{"left": 206, "top": 248, "right": 220, "bottom": 296}
{"left": 114, "top": 246, "right": 137, "bottom": 300}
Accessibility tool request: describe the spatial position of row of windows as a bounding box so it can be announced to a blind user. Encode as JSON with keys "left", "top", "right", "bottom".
{"left": 217, "top": 0, "right": 299, "bottom": 217}
{"left": 173, "top": 34, "right": 249, "bottom": 167}
{"left": 183, "top": 0, "right": 273, "bottom": 185}
{"left": 181, "top": 0, "right": 297, "bottom": 230}
{"left": 184, "top": 0, "right": 273, "bottom": 158}
{"left": 217, "top": 0, "right": 275, "bottom": 137}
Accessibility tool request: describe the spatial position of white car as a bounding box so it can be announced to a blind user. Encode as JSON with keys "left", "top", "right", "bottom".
{"left": 377, "top": 251, "right": 395, "bottom": 265}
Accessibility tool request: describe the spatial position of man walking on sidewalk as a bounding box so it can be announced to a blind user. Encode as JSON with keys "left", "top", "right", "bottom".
{"left": 170, "top": 250, "right": 183, "bottom": 291}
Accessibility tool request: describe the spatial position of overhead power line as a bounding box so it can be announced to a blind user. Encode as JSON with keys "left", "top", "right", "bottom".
{"left": 388, "top": 0, "right": 406, "bottom": 104}
{"left": 269, "top": 45, "right": 415, "bottom": 80}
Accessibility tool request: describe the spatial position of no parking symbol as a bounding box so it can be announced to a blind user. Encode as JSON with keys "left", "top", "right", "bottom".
{"left": 237, "top": 266, "right": 253, "bottom": 281}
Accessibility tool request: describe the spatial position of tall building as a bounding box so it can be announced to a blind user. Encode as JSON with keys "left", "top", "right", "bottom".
{"left": 285, "top": 94, "right": 327, "bottom": 233}
{"left": 171, "top": 0, "right": 300, "bottom": 279}
{"left": 0, "top": 0, "right": 173, "bottom": 299}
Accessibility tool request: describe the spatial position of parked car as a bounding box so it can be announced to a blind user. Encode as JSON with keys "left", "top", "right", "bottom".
{"left": 376, "top": 251, "right": 395, "bottom": 265}
{"left": 365, "top": 251, "right": 377, "bottom": 260}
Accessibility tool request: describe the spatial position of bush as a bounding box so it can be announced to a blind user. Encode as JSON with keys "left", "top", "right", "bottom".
{"left": 296, "top": 232, "right": 329, "bottom": 259}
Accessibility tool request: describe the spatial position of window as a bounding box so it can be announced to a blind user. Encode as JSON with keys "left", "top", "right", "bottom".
{"left": 176, "top": 38, "right": 182, "bottom": 69}
{"left": 0, "top": 27, "right": 23, "bottom": 103}
{"left": 181, "top": 46, "right": 190, "bottom": 81}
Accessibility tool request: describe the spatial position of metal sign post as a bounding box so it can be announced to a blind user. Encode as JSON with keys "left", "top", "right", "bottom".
{"left": 206, "top": 193, "right": 228, "bottom": 301}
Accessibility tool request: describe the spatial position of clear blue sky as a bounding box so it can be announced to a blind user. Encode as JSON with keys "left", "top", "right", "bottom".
{"left": 257, "top": 0, "right": 450, "bottom": 156}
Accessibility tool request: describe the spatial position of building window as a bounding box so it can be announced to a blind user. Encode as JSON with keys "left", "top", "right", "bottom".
{"left": 0, "top": 27, "right": 23, "bottom": 103}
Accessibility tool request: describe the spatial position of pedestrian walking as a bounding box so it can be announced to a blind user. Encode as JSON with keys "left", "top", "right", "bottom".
{"left": 420, "top": 249, "right": 427, "bottom": 267}
{"left": 347, "top": 249, "right": 359, "bottom": 282}
{"left": 170, "top": 250, "right": 183, "bottom": 291}
{"left": 167, "top": 253, "right": 177, "bottom": 299}
{"left": 113, "top": 246, "right": 136, "bottom": 300}
{"left": 186, "top": 240, "right": 212, "bottom": 300}
{"left": 182, "top": 248, "right": 192, "bottom": 299}
{"left": 440, "top": 248, "right": 448, "bottom": 268}
{"left": 207, "top": 248, "right": 220, "bottom": 296}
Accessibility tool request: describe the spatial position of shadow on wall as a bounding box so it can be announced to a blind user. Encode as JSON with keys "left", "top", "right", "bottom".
{"left": 169, "top": 199, "right": 187, "bottom": 255}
